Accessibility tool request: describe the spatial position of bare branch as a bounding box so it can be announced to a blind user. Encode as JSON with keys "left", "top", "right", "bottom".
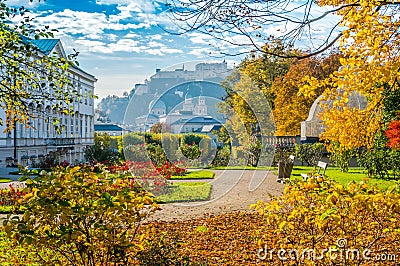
{"left": 164, "top": 0, "right": 400, "bottom": 58}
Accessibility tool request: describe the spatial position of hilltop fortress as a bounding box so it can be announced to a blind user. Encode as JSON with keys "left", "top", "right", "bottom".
{"left": 122, "top": 61, "right": 232, "bottom": 132}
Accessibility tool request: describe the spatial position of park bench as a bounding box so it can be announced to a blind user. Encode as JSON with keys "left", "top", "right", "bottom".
{"left": 301, "top": 161, "right": 328, "bottom": 180}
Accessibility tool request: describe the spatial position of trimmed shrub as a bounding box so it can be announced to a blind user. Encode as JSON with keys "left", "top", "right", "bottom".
{"left": 85, "top": 133, "right": 120, "bottom": 164}
{"left": 211, "top": 146, "right": 231, "bottom": 166}
{"left": 295, "top": 142, "right": 324, "bottom": 166}
{"left": 358, "top": 147, "right": 400, "bottom": 179}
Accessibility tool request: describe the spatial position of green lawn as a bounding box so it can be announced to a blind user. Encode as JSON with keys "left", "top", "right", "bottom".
{"left": 157, "top": 182, "right": 212, "bottom": 203}
{"left": 170, "top": 170, "right": 215, "bottom": 180}
{"left": 0, "top": 179, "right": 12, "bottom": 183}
{"left": 290, "top": 166, "right": 398, "bottom": 190}
{"left": 210, "top": 165, "right": 273, "bottom": 170}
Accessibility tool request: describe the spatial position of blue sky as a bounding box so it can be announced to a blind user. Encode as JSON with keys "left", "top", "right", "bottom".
{"left": 7, "top": 0, "right": 242, "bottom": 100}
{"left": 7, "top": 0, "right": 339, "bottom": 101}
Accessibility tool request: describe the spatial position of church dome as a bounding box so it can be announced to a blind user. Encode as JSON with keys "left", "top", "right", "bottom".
{"left": 149, "top": 99, "right": 166, "bottom": 111}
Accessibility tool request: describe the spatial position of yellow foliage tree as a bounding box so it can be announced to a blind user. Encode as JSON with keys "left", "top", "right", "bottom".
{"left": 272, "top": 53, "right": 342, "bottom": 135}
{"left": 300, "top": 1, "right": 400, "bottom": 149}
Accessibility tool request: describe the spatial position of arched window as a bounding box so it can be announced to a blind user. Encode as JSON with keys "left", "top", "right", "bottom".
{"left": 37, "top": 105, "right": 43, "bottom": 138}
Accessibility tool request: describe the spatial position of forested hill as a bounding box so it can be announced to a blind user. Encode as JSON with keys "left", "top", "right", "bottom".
{"left": 96, "top": 90, "right": 134, "bottom": 124}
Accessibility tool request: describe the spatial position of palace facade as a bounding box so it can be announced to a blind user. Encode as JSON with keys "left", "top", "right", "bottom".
{"left": 0, "top": 39, "right": 96, "bottom": 167}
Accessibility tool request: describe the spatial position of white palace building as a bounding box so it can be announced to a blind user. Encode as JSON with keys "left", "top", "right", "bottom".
{"left": 0, "top": 39, "right": 96, "bottom": 167}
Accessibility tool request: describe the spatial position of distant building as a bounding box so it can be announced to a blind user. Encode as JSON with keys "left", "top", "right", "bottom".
{"left": 172, "top": 116, "right": 221, "bottom": 134}
{"left": 135, "top": 114, "right": 159, "bottom": 132}
{"left": 134, "top": 87, "right": 223, "bottom": 134}
{"left": 0, "top": 39, "right": 96, "bottom": 167}
{"left": 94, "top": 124, "right": 125, "bottom": 136}
{"left": 160, "top": 91, "right": 221, "bottom": 134}
{"left": 125, "top": 61, "right": 231, "bottom": 129}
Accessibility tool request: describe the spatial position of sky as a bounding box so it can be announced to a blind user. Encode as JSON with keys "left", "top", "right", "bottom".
{"left": 6, "top": 0, "right": 339, "bottom": 102}
{"left": 6, "top": 0, "right": 243, "bottom": 101}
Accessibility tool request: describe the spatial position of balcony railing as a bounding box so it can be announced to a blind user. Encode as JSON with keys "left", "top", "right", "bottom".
{"left": 264, "top": 136, "right": 298, "bottom": 148}
{"left": 45, "top": 138, "right": 75, "bottom": 146}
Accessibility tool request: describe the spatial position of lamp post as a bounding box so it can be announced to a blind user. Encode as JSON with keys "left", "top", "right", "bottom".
{"left": 12, "top": 66, "right": 18, "bottom": 166}
{"left": 13, "top": 119, "right": 17, "bottom": 165}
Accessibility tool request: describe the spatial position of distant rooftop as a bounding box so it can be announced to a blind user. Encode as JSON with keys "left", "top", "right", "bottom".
{"left": 171, "top": 116, "right": 220, "bottom": 125}
{"left": 201, "top": 124, "right": 222, "bottom": 133}
{"left": 31, "top": 39, "right": 60, "bottom": 55}
{"left": 20, "top": 36, "right": 60, "bottom": 55}
{"left": 94, "top": 124, "right": 124, "bottom": 132}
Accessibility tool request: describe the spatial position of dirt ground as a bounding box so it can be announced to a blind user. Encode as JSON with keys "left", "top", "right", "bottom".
{"left": 148, "top": 169, "right": 284, "bottom": 222}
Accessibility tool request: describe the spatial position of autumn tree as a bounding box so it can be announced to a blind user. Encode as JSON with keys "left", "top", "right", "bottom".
{"left": 297, "top": 1, "right": 400, "bottom": 150}
{"left": 0, "top": 2, "right": 81, "bottom": 133}
{"left": 219, "top": 41, "right": 293, "bottom": 135}
{"left": 239, "top": 40, "right": 296, "bottom": 108}
{"left": 218, "top": 69, "right": 275, "bottom": 166}
{"left": 150, "top": 122, "right": 170, "bottom": 133}
{"left": 272, "top": 52, "right": 342, "bottom": 135}
{"left": 166, "top": 0, "right": 400, "bottom": 149}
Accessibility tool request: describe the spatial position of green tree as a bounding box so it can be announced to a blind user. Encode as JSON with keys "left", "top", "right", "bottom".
{"left": 0, "top": 2, "right": 82, "bottom": 133}
{"left": 84, "top": 133, "right": 119, "bottom": 164}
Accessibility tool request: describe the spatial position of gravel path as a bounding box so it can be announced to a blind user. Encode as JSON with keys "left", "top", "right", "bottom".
{"left": 0, "top": 170, "right": 284, "bottom": 222}
{"left": 148, "top": 169, "right": 284, "bottom": 222}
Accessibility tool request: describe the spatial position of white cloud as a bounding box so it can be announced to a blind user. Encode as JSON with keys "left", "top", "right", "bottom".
{"left": 147, "top": 41, "right": 164, "bottom": 48}
{"left": 188, "top": 32, "right": 214, "bottom": 45}
{"left": 95, "top": 0, "right": 133, "bottom": 5}
{"left": 106, "top": 34, "right": 118, "bottom": 42}
{"left": 34, "top": 9, "right": 109, "bottom": 36}
{"left": 108, "top": 39, "right": 142, "bottom": 52}
{"left": 6, "top": 0, "right": 42, "bottom": 8}
{"left": 124, "top": 32, "right": 139, "bottom": 38}
{"left": 188, "top": 47, "right": 213, "bottom": 57}
{"left": 161, "top": 48, "right": 183, "bottom": 54}
{"left": 108, "top": 1, "right": 156, "bottom": 22}
{"left": 150, "top": 34, "right": 163, "bottom": 40}
{"left": 75, "top": 39, "right": 112, "bottom": 53}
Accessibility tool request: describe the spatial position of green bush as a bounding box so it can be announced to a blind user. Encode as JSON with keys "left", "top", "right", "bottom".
{"left": 295, "top": 142, "right": 324, "bottom": 166}
{"left": 198, "top": 137, "right": 216, "bottom": 165}
{"left": 146, "top": 143, "right": 167, "bottom": 167}
{"left": 328, "top": 141, "right": 357, "bottom": 172}
{"left": 161, "top": 134, "right": 181, "bottom": 163}
{"left": 122, "top": 133, "right": 144, "bottom": 147}
{"left": 212, "top": 146, "right": 231, "bottom": 167}
{"left": 358, "top": 147, "right": 400, "bottom": 179}
{"left": 84, "top": 133, "right": 120, "bottom": 164}
{"left": 181, "top": 133, "right": 203, "bottom": 146}
{"left": 273, "top": 145, "right": 295, "bottom": 166}
{"left": 144, "top": 133, "right": 162, "bottom": 146}
{"left": 124, "top": 144, "right": 150, "bottom": 162}
{"left": 180, "top": 143, "right": 201, "bottom": 160}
